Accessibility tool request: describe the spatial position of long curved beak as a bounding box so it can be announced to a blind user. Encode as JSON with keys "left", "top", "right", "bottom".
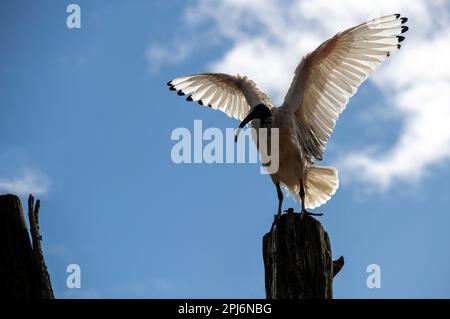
{"left": 235, "top": 109, "right": 259, "bottom": 143}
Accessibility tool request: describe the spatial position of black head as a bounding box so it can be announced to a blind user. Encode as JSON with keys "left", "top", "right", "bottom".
{"left": 235, "top": 104, "right": 272, "bottom": 142}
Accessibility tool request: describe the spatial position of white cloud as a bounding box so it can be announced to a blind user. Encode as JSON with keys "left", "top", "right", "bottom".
{"left": 157, "top": 0, "right": 450, "bottom": 190}
{"left": 349, "top": 26, "right": 450, "bottom": 189}
{"left": 0, "top": 168, "right": 50, "bottom": 196}
{"left": 146, "top": 41, "right": 194, "bottom": 74}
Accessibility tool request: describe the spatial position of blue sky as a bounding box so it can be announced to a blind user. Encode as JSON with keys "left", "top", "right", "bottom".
{"left": 1, "top": 1, "right": 450, "bottom": 298}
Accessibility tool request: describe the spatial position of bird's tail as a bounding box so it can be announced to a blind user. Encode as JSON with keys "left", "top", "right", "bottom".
{"left": 304, "top": 166, "right": 339, "bottom": 209}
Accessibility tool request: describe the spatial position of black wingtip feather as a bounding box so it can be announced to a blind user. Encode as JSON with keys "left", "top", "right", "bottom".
{"left": 397, "top": 36, "right": 405, "bottom": 43}
{"left": 198, "top": 100, "right": 203, "bottom": 106}
{"left": 186, "top": 96, "right": 193, "bottom": 101}
{"left": 395, "top": 13, "right": 401, "bottom": 19}
{"left": 169, "top": 86, "right": 176, "bottom": 91}
{"left": 401, "top": 26, "right": 409, "bottom": 33}
{"left": 167, "top": 81, "right": 172, "bottom": 86}
{"left": 397, "top": 44, "right": 401, "bottom": 49}
{"left": 208, "top": 104, "right": 212, "bottom": 108}
{"left": 401, "top": 17, "right": 408, "bottom": 24}
{"left": 177, "top": 90, "right": 185, "bottom": 96}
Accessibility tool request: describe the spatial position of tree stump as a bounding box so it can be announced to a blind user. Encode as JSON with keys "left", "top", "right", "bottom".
{"left": 263, "top": 211, "right": 344, "bottom": 299}
{"left": 0, "top": 194, "right": 54, "bottom": 299}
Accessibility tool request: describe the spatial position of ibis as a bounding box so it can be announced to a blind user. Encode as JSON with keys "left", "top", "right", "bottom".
{"left": 167, "top": 14, "right": 409, "bottom": 217}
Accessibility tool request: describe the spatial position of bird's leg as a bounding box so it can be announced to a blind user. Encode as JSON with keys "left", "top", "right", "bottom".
{"left": 270, "top": 182, "right": 284, "bottom": 231}
{"left": 275, "top": 182, "right": 283, "bottom": 218}
{"left": 299, "top": 179, "right": 308, "bottom": 214}
{"left": 299, "top": 179, "right": 323, "bottom": 217}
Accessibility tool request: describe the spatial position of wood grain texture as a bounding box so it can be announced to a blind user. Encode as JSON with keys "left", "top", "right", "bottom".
{"left": 263, "top": 212, "right": 343, "bottom": 299}
{"left": 0, "top": 194, "right": 54, "bottom": 299}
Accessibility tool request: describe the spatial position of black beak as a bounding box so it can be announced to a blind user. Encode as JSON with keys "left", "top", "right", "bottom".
{"left": 235, "top": 108, "right": 260, "bottom": 143}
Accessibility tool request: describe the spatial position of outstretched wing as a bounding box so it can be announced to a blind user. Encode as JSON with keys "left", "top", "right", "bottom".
{"left": 167, "top": 73, "right": 273, "bottom": 121}
{"left": 281, "top": 14, "right": 409, "bottom": 163}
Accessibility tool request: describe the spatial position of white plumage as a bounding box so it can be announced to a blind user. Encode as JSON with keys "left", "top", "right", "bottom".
{"left": 168, "top": 14, "right": 408, "bottom": 216}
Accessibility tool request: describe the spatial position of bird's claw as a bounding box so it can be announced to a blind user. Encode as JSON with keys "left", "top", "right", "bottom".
{"left": 271, "top": 207, "right": 291, "bottom": 231}
{"left": 283, "top": 208, "right": 295, "bottom": 214}
{"left": 301, "top": 209, "right": 323, "bottom": 217}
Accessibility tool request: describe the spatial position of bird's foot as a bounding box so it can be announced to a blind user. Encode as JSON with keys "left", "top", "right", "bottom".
{"left": 270, "top": 208, "right": 289, "bottom": 231}
{"left": 301, "top": 209, "right": 323, "bottom": 217}
{"left": 284, "top": 208, "right": 295, "bottom": 214}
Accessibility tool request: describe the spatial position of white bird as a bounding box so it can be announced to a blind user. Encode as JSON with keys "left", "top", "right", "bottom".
{"left": 168, "top": 14, "right": 408, "bottom": 217}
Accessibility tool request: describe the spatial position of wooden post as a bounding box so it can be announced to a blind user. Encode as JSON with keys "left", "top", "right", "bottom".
{"left": 263, "top": 211, "right": 344, "bottom": 299}
{"left": 0, "top": 194, "right": 54, "bottom": 299}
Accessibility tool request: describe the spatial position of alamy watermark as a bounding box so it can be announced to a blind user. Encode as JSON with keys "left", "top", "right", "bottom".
{"left": 66, "top": 264, "right": 81, "bottom": 289}
{"left": 366, "top": 264, "right": 381, "bottom": 289}
{"left": 66, "top": 4, "right": 81, "bottom": 29}
{"left": 170, "top": 120, "right": 280, "bottom": 174}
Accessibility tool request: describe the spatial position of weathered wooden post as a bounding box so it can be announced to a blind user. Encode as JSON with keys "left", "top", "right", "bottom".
{"left": 0, "top": 194, "right": 54, "bottom": 299}
{"left": 263, "top": 210, "right": 344, "bottom": 299}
